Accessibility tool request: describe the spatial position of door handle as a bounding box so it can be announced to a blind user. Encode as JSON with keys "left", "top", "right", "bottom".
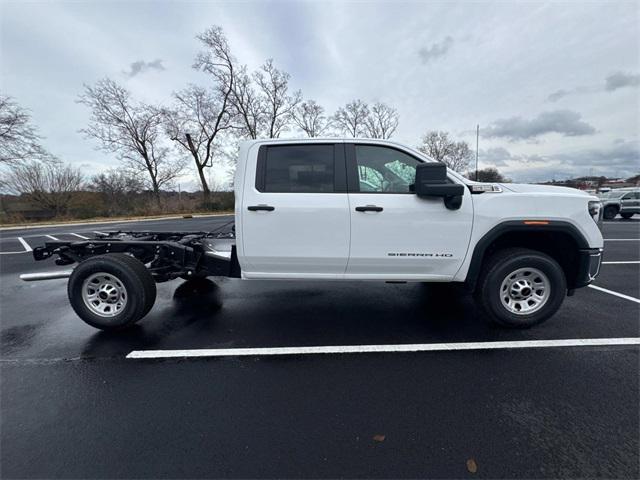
{"left": 355, "top": 205, "right": 383, "bottom": 212}
{"left": 247, "top": 205, "right": 275, "bottom": 212}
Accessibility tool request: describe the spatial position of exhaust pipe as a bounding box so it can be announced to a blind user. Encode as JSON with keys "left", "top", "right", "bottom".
{"left": 20, "top": 270, "right": 73, "bottom": 282}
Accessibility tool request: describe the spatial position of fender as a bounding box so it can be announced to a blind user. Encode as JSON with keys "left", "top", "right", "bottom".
{"left": 465, "top": 220, "right": 590, "bottom": 291}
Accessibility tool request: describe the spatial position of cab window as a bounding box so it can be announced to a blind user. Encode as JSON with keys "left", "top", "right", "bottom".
{"left": 354, "top": 145, "right": 422, "bottom": 193}
{"left": 261, "top": 145, "right": 335, "bottom": 193}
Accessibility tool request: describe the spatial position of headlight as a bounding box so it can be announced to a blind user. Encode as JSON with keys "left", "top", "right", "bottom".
{"left": 588, "top": 200, "right": 603, "bottom": 225}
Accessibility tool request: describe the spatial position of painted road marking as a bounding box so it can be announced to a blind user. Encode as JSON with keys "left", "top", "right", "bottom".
{"left": 127, "top": 337, "right": 640, "bottom": 359}
{"left": 602, "top": 261, "right": 640, "bottom": 264}
{"left": 17, "top": 237, "right": 32, "bottom": 252}
{"left": 588, "top": 285, "right": 640, "bottom": 304}
{"left": 70, "top": 233, "right": 89, "bottom": 239}
{"left": 45, "top": 235, "right": 59, "bottom": 241}
{"left": 93, "top": 231, "right": 107, "bottom": 235}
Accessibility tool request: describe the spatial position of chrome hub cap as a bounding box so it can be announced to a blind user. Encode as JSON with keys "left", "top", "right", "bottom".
{"left": 82, "top": 272, "right": 127, "bottom": 317}
{"left": 500, "top": 268, "right": 550, "bottom": 315}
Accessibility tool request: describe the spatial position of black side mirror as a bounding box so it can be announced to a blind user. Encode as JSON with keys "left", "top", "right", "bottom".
{"left": 414, "top": 162, "right": 464, "bottom": 210}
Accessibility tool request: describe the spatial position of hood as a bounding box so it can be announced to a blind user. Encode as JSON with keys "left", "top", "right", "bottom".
{"left": 499, "top": 183, "right": 592, "bottom": 197}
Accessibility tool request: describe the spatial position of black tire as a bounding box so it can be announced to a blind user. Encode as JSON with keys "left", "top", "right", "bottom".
{"left": 476, "top": 248, "right": 566, "bottom": 328}
{"left": 67, "top": 254, "right": 157, "bottom": 330}
{"left": 620, "top": 212, "right": 634, "bottom": 219}
{"left": 603, "top": 206, "right": 618, "bottom": 220}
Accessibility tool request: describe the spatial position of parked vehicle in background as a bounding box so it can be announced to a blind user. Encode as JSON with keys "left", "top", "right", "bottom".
{"left": 24, "top": 139, "right": 604, "bottom": 331}
{"left": 598, "top": 188, "right": 640, "bottom": 219}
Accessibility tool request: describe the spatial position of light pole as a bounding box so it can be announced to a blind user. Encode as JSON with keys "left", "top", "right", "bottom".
{"left": 475, "top": 124, "right": 479, "bottom": 181}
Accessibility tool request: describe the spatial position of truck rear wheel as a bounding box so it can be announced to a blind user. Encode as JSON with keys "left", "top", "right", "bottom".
{"left": 67, "top": 254, "right": 156, "bottom": 330}
{"left": 603, "top": 206, "right": 618, "bottom": 220}
{"left": 476, "top": 248, "right": 566, "bottom": 328}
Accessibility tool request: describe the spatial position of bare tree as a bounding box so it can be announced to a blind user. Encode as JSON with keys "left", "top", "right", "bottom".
{"left": 163, "top": 85, "right": 233, "bottom": 202}
{"left": 2, "top": 159, "right": 83, "bottom": 215}
{"left": 193, "top": 26, "right": 262, "bottom": 140}
{"left": 417, "top": 131, "right": 473, "bottom": 172}
{"left": 90, "top": 169, "right": 144, "bottom": 215}
{"left": 254, "top": 59, "right": 301, "bottom": 138}
{"left": 364, "top": 102, "right": 399, "bottom": 139}
{"left": 77, "top": 78, "right": 185, "bottom": 205}
{"left": 193, "top": 26, "right": 235, "bottom": 91}
{"left": 467, "top": 167, "right": 509, "bottom": 183}
{"left": 194, "top": 26, "right": 302, "bottom": 140}
{"left": 333, "top": 99, "right": 370, "bottom": 137}
{"left": 0, "top": 95, "right": 48, "bottom": 164}
{"left": 294, "top": 100, "right": 328, "bottom": 137}
{"left": 228, "top": 66, "right": 265, "bottom": 139}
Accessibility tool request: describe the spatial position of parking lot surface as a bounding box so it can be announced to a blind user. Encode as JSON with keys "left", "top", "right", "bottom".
{"left": 1, "top": 216, "right": 639, "bottom": 478}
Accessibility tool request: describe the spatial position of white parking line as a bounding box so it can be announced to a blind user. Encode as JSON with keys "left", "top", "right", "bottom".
{"left": 17, "top": 237, "right": 32, "bottom": 252}
{"left": 45, "top": 235, "right": 59, "bottom": 241}
{"left": 127, "top": 337, "right": 640, "bottom": 359}
{"left": 93, "top": 231, "right": 107, "bottom": 235}
{"left": 588, "top": 285, "right": 640, "bottom": 304}
{"left": 70, "top": 233, "right": 89, "bottom": 239}
{"left": 602, "top": 261, "right": 640, "bottom": 265}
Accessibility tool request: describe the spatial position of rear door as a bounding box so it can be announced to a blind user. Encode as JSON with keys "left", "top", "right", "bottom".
{"left": 345, "top": 143, "right": 473, "bottom": 280}
{"left": 240, "top": 142, "right": 350, "bottom": 278}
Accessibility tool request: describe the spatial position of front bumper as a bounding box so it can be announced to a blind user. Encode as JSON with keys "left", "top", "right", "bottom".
{"left": 573, "top": 248, "right": 603, "bottom": 288}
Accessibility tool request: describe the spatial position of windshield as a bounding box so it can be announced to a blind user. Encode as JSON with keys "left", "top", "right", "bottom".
{"left": 600, "top": 190, "right": 629, "bottom": 198}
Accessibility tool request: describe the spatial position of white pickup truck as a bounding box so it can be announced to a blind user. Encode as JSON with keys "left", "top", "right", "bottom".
{"left": 26, "top": 139, "right": 604, "bottom": 330}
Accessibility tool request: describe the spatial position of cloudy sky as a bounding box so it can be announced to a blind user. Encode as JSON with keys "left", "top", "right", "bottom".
{"left": 2, "top": 0, "right": 639, "bottom": 186}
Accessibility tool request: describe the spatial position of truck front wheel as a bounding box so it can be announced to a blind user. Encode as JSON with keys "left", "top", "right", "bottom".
{"left": 476, "top": 248, "right": 566, "bottom": 328}
{"left": 67, "top": 254, "right": 157, "bottom": 330}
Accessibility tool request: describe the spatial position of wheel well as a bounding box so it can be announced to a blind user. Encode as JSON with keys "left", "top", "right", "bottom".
{"left": 471, "top": 231, "right": 581, "bottom": 291}
{"left": 604, "top": 204, "right": 619, "bottom": 212}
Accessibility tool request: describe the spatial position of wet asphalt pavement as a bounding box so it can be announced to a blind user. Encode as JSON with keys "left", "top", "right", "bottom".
{"left": 1, "top": 216, "right": 639, "bottom": 479}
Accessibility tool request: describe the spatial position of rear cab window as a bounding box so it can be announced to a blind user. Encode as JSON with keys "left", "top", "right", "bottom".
{"left": 256, "top": 144, "right": 345, "bottom": 193}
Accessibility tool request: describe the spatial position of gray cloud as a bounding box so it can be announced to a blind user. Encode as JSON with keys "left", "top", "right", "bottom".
{"left": 547, "top": 72, "right": 639, "bottom": 101}
{"left": 124, "top": 59, "right": 165, "bottom": 78}
{"left": 556, "top": 140, "right": 639, "bottom": 168}
{"left": 481, "top": 141, "right": 639, "bottom": 182}
{"left": 546, "top": 85, "right": 599, "bottom": 102}
{"left": 483, "top": 110, "right": 596, "bottom": 141}
{"left": 479, "top": 147, "right": 512, "bottom": 166}
{"left": 605, "top": 71, "right": 640, "bottom": 91}
{"left": 547, "top": 89, "right": 570, "bottom": 102}
{"left": 418, "top": 36, "right": 454, "bottom": 64}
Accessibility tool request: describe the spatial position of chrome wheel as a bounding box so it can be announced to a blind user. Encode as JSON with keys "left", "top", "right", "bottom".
{"left": 499, "top": 267, "right": 550, "bottom": 315}
{"left": 82, "top": 272, "right": 128, "bottom": 318}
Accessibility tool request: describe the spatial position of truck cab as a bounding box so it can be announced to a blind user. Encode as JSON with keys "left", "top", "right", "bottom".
{"left": 236, "top": 139, "right": 474, "bottom": 281}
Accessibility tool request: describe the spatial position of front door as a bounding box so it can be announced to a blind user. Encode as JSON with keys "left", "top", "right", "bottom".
{"left": 345, "top": 143, "right": 473, "bottom": 280}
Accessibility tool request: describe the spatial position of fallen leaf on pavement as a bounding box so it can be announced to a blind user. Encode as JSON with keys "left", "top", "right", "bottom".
{"left": 466, "top": 458, "right": 478, "bottom": 473}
